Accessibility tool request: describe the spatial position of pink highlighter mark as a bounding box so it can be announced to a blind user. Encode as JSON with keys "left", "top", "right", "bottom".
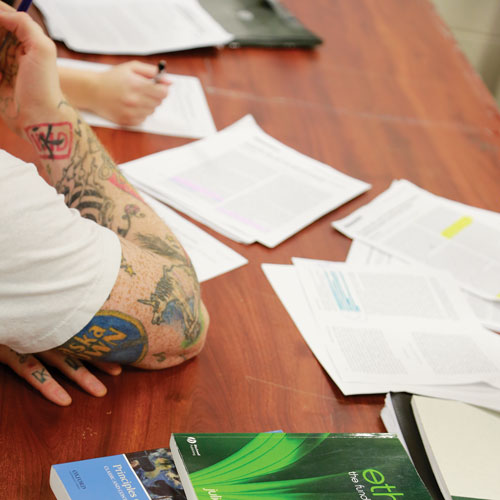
{"left": 219, "top": 207, "right": 267, "bottom": 232}
{"left": 171, "top": 176, "right": 224, "bottom": 202}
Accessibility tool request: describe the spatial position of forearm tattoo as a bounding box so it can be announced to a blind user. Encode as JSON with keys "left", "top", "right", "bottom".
{"left": 137, "top": 234, "right": 202, "bottom": 347}
{"left": 58, "top": 311, "right": 148, "bottom": 364}
{"left": 22, "top": 113, "right": 203, "bottom": 356}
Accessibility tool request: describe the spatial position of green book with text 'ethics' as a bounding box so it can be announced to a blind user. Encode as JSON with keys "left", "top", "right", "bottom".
{"left": 170, "top": 432, "right": 432, "bottom": 500}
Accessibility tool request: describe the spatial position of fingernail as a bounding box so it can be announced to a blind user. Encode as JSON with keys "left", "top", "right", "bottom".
{"left": 57, "top": 390, "right": 72, "bottom": 406}
{"left": 90, "top": 380, "right": 107, "bottom": 397}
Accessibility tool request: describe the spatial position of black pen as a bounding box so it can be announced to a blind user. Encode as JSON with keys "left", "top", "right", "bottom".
{"left": 17, "top": 0, "right": 34, "bottom": 11}
{"left": 154, "top": 60, "right": 166, "bottom": 83}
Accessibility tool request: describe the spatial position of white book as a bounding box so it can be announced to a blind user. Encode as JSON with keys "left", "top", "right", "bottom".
{"left": 411, "top": 395, "right": 500, "bottom": 500}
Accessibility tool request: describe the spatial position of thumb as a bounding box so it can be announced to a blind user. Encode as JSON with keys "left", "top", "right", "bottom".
{"left": 129, "top": 60, "right": 163, "bottom": 79}
{"left": 0, "top": 11, "right": 51, "bottom": 53}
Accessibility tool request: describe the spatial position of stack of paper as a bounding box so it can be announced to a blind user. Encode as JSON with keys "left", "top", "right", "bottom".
{"left": 346, "top": 241, "right": 500, "bottom": 333}
{"left": 140, "top": 191, "right": 247, "bottom": 282}
{"left": 58, "top": 59, "right": 216, "bottom": 139}
{"left": 120, "top": 115, "right": 371, "bottom": 247}
{"left": 35, "top": 0, "right": 234, "bottom": 55}
{"left": 262, "top": 259, "right": 500, "bottom": 411}
{"left": 333, "top": 179, "right": 500, "bottom": 302}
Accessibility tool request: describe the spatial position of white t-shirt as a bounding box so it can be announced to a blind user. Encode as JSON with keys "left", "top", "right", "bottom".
{"left": 0, "top": 149, "right": 121, "bottom": 353}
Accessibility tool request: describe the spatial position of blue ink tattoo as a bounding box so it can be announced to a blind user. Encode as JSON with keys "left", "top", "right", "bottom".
{"left": 59, "top": 311, "right": 147, "bottom": 363}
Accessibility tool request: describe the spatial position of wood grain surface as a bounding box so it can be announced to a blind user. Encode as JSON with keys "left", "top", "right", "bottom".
{"left": 1, "top": 1, "right": 499, "bottom": 498}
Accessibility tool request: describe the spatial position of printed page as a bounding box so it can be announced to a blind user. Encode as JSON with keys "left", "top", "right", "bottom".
{"left": 121, "top": 115, "right": 371, "bottom": 247}
{"left": 346, "top": 239, "right": 500, "bottom": 333}
{"left": 261, "top": 263, "right": 500, "bottom": 410}
{"left": 292, "top": 258, "right": 500, "bottom": 387}
{"left": 57, "top": 59, "right": 216, "bottom": 139}
{"left": 140, "top": 192, "right": 247, "bottom": 282}
{"left": 333, "top": 180, "right": 500, "bottom": 300}
{"left": 35, "top": 0, "right": 234, "bottom": 55}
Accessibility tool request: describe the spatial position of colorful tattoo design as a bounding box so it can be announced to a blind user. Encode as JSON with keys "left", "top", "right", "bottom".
{"left": 36, "top": 113, "right": 118, "bottom": 228}
{"left": 120, "top": 255, "right": 136, "bottom": 277}
{"left": 118, "top": 204, "right": 145, "bottom": 238}
{"left": 109, "top": 171, "right": 143, "bottom": 201}
{"left": 24, "top": 122, "right": 73, "bottom": 159}
{"left": 58, "top": 311, "right": 148, "bottom": 364}
{"left": 136, "top": 233, "right": 202, "bottom": 347}
{"left": 138, "top": 264, "right": 202, "bottom": 347}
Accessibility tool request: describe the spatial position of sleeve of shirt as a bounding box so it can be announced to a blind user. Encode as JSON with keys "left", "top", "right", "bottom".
{"left": 0, "top": 150, "right": 122, "bottom": 353}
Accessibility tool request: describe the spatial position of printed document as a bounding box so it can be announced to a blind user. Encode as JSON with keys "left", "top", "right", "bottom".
{"left": 57, "top": 59, "right": 216, "bottom": 139}
{"left": 333, "top": 180, "right": 500, "bottom": 301}
{"left": 35, "top": 0, "right": 234, "bottom": 55}
{"left": 262, "top": 261, "right": 500, "bottom": 411}
{"left": 346, "top": 239, "right": 500, "bottom": 333}
{"left": 141, "top": 192, "right": 247, "bottom": 282}
{"left": 121, "top": 115, "right": 371, "bottom": 247}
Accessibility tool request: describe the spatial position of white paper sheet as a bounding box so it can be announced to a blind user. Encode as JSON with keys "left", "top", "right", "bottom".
{"left": 138, "top": 191, "right": 247, "bottom": 282}
{"left": 293, "top": 258, "right": 500, "bottom": 387}
{"left": 35, "top": 0, "right": 234, "bottom": 55}
{"left": 261, "top": 263, "right": 500, "bottom": 411}
{"left": 57, "top": 59, "right": 216, "bottom": 139}
{"left": 346, "top": 239, "right": 500, "bottom": 333}
{"left": 333, "top": 180, "right": 500, "bottom": 301}
{"left": 121, "top": 115, "right": 371, "bottom": 247}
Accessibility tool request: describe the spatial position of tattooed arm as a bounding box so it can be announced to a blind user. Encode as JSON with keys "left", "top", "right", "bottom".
{"left": 0, "top": 8, "right": 208, "bottom": 374}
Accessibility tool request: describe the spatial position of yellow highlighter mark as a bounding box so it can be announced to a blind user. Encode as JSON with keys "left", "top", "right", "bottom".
{"left": 441, "top": 216, "right": 473, "bottom": 239}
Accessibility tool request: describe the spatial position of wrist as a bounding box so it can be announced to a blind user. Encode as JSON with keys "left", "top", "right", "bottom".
{"left": 58, "top": 67, "right": 101, "bottom": 113}
{"left": 21, "top": 100, "right": 78, "bottom": 161}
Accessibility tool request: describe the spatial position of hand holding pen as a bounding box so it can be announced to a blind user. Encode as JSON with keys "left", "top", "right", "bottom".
{"left": 58, "top": 60, "right": 172, "bottom": 126}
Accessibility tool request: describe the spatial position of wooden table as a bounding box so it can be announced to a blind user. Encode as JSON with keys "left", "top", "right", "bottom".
{"left": 1, "top": 1, "right": 500, "bottom": 497}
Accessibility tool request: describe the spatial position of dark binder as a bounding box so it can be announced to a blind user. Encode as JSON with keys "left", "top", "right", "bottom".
{"left": 199, "top": 0, "right": 322, "bottom": 48}
{"left": 389, "top": 393, "right": 445, "bottom": 500}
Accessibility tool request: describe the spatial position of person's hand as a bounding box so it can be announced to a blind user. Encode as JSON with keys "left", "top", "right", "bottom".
{"left": 60, "top": 61, "right": 171, "bottom": 126}
{"left": 0, "top": 345, "right": 122, "bottom": 406}
{"left": 0, "top": 4, "right": 64, "bottom": 134}
{"left": 92, "top": 61, "right": 171, "bottom": 125}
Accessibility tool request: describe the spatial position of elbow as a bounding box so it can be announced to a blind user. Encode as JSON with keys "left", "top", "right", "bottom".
{"left": 133, "top": 300, "right": 209, "bottom": 370}
{"left": 179, "top": 300, "right": 209, "bottom": 362}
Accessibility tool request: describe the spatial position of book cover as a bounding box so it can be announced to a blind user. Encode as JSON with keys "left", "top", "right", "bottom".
{"left": 50, "top": 448, "right": 186, "bottom": 500}
{"left": 170, "top": 432, "right": 433, "bottom": 500}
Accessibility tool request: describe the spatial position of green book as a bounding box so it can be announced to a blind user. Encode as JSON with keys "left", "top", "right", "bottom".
{"left": 198, "top": 0, "right": 322, "bottom": 48}
{"left": 170, "top": 432, "right": 433, "bottom": 500}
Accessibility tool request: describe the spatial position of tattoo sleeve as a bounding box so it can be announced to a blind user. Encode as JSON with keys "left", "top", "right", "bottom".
{"left": 21, "top": 103, "right": 206, "bottom": 364}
